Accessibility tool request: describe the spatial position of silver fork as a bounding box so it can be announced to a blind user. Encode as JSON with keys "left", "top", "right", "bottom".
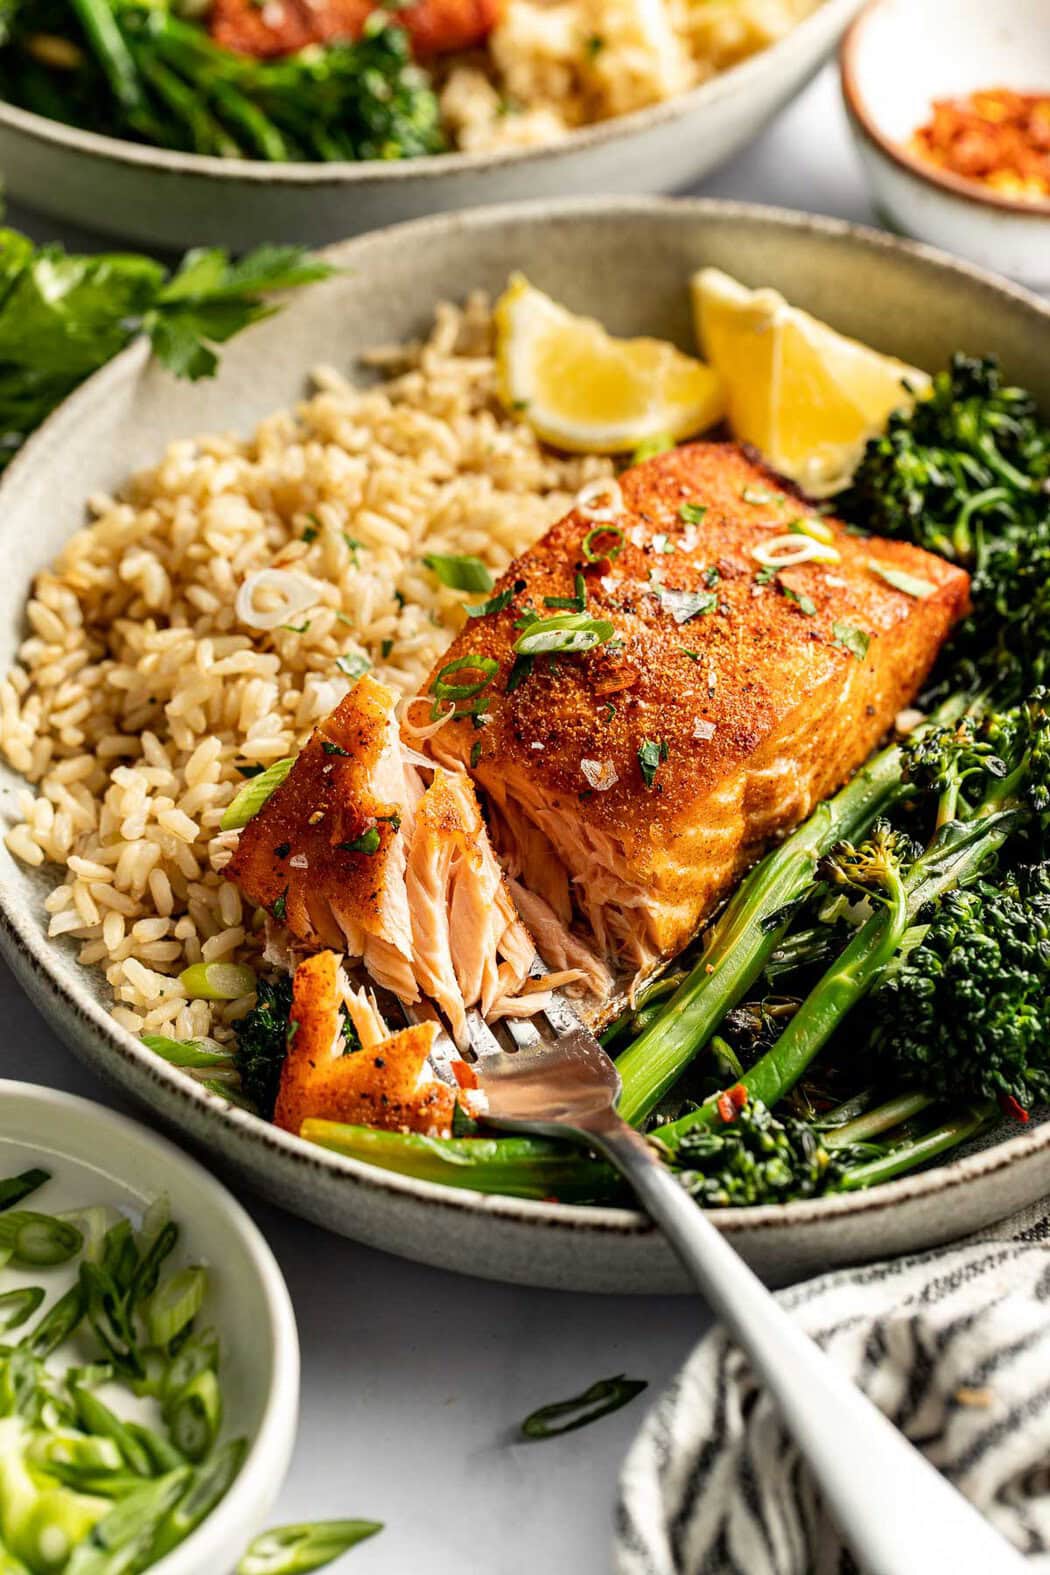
{"left": 456, "top": 990, "right": 1025, "bottom": 1575}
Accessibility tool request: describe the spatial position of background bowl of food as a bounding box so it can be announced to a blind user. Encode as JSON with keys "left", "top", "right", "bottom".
{"left": 2, "top": 195, "right": 1050, "bottom": 1296}
{"left": 841, "top": 0, "right": 1050, "bottom": 289}
{"left": 0, "top": 0, "right": 861, "bottom": 249}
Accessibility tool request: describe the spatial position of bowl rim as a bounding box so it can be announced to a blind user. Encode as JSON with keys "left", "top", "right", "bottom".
{"left": 0, "top": 1077, "right": 300, "bottom": 1573}
{"left": 0, "top": 0, "right": 860, "bottom": 185}
{"left": 3, "top": 192, "right": 1050, "bottom": 1251}
{"left": 840, "top": 0, "right": 1050, "bottom": 221}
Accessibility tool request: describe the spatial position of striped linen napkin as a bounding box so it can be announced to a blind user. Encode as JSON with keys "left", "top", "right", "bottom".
{"left": 615, "top": 1204, "right": 1050, "bottom": 1573}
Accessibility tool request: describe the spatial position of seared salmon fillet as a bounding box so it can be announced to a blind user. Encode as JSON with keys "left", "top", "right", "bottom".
{"left": 209, "top": 0, "right": 499, "bottom": 59}
{"left": 426, "top": 442, "right": 970, "bottom": 986}
{"left": 273, "top": 950, "right": 482, "bottom": 1137}
{"left": 225, "top": 675, "right": 539, "bottom": 1045}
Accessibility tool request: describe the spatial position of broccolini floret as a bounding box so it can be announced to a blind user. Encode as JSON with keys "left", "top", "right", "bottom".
{"left": 674, "top": 1096, "right": 869, "bottom": 1206}
{"left": 232, "top": 974, "right": 293, "bottom": 1120}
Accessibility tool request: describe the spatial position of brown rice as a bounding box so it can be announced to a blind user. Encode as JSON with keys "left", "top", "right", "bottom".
{"left": 0, "top": 295, "right": 612, "bottom": 1046}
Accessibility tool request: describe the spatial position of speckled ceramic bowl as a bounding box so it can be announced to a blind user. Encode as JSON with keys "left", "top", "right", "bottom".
{"left": 0, "top": 0, "right": 861, "bottom": 250}
{"left": 2, "top": 198, "right": 1049, "bottom": 1294}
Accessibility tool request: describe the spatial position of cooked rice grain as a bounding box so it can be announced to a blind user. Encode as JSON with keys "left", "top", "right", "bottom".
{"left": 0, "top": 296, "right": 611, "bottom": 1044}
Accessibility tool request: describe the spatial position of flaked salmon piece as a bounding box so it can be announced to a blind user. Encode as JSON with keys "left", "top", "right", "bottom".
{"left": 226, "top": 676, "right": 539, "bottom": 1044}
{"left": 226, "top": 675, "right": 420, "bottom": 1002}
{"left": 426, "top": 442, "right": 971, "bottom": 994}
{"left": 274, "top": 951, "right": 477, "bottom": 1136}
{"left": 209, "top": 0, "right": 499, "bottom": 60}
{"left": 406, "top": 769, "right": 535, "bottom": 1046}
{"left": 508, "top": 879, "right": 614, "bottom": 1000}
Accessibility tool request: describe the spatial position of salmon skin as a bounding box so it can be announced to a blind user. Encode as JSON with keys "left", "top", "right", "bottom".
{"left": 426, "top": 442, "right": 971, "bottom": 994}
{"left": 209, "top": 0, "right": 499, "bottom": 60}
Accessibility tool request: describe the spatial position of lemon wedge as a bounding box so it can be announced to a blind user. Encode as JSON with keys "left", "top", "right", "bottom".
{"left": 495, "top": 273, "right": 725, "bottom": 454}
{"left": 691, "top": 268, "right": 930, "bottom": 495}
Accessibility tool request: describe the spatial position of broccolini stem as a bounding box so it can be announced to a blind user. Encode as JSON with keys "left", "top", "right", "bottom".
{"left": 300, "top": 1121, "right": 621, "bottom": 1203}
{"left": 836, "top": 1103, "right": 992, "bottom": 1191}
{"left": 821, "top": 1090, "right": 935, "bottom": 1148}
{"left": 67, "top": 0, "right": 143, "bottom": 110}
{"left": 614, "top": 733, "right": 922, "bottom": 1126}
{"left": 652, "top": 808, "right": 1019, "bottom": 1149}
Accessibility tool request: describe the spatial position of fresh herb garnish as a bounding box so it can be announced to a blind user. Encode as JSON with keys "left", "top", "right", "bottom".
{"left": 335, "top": 651, "right": 371, "bottom": 683}
{"left": 753, "top": 565, "right": 777, "bottom": 586}
{"left": 423, "top": 554, "right": 494, "bottom": 593}
{"left": 431, "top": 654, "right": 500, "bottom": 703}
{"left": 582, "top": 526, "right": 625, "bottom": 563}
{"left": 832, "top": 622, "right": 871, "bottom": 659}
{"left": 466, "top": 581, "right": 523, "bottom": 619}
{"left": 506, "top": 655, "right": 534, "bottom": 693}
{"left": 520, "top": 1375, "right": 647, "bottom": 1439}
{"left": 513, "top": 613, "right": 615, "bottom": 657}
{"left": 544, "top": 572, "right": 587, "bottom": 612}
{"left": 280, "top": 620, "right": 311, "bottom": 634}
{"left": 781, "top": 585, "right": 817, "bottom": 616}
{"left": 680, "top": 648, "right": 701, "bottom": 661}
{"left": 321, "top": 741, "right": 349, "bottom": 756}
{"left": 272, "top": 891, "right": 287, "bottom": 923}
{"left": 339, "top": 828, "right": 381, "bottom": 855}
{"left": 301, "top": 524, "right": 319, "bottom": 543}
{"left": 601, "top": 702, "right": 616, "bottom": 722}
{"left": 380, "top": 639, "right": 394, "bottom": 659}
{"left": 221, "top": 757, "right": 295, "bottom": 832}
{"left": 679, "top": 502, "right": 707, "bottom": 526}
{"left": 631, "top": 433, "right": 674, "bottom": 463}
{"left": 470, "top": 741, "right": 483, "bottom": 768}
{"left": 638, "top": 737, "right": 669, "bottom": 789}
{"left": 867, "top": 561, "right": 936, "bottom": 599}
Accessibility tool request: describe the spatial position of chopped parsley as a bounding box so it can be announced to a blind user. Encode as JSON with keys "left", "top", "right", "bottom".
{"left": 335, "top": 651, "right": 371, "bottom": 683}
{"left": 753, "top": 565, "right": 777, "bottom": 586}
{"left": 679, "top": 502, "right": 707, "bottom": 526}
{"left": 470, "top": 740, "right": 483, "bottom": 769}
{"left": 380, "top": 639, "right": 394, "bottom": 659}
{"left": 832, "top": 621, "right": 871, "bottom": 659}
{"left": 781, "top": 584, "right": 817, "bottom": 616}
{"left": 321, "top": 741, "right": 349, "bottom": 756}
{"left": 680, "top": 648, "right": 701, "bottom": 661}
{"left": 342, "top": 534, "right": 363, "bottom": 565}
{"left": 638, "top": 736, "right": 668, "bottom": 790}
{"left": 339, "top": 828, "right": 381, "bottom": 855}
{"left": 506, "top": 654, "right": 534, "bottom": 693}
{"left": 272, "top": 890, "right": 287, "bottom": 923}
{"left": 600, "top": 701, "right": 616, "bottom": 723}
{"left": 302, "top": 524, "right": 319, "bottom": 543}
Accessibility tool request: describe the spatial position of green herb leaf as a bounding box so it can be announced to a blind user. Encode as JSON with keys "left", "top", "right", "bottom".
{"left": 679, "top": 502, "right": 707, "bottom": 525}
{"left": 781, "top": 584, "right": 817, "bottom": 616}
{"left": 638, "top": 736, "right": 668, "bottom": 789}
{"left": 335, "top": 652, "right": 371, "bottom": 683}
{"left": 470, "top": 740, "right": 483, "bottom": 768}
{"left": 339, "top": 828, "right": 381, "bottom": 856}
{"left": 544, "top": 572, "right": 587, "bottom": 613}
{"left": 832, "top": 621, "right": 871, "bottom": 660}
{"left": 423, "top": 554, "right": 494, "bottom": 593}
{"left": 520, "top": 1375, "right": 647, "bottom": 1440}
{"left": 867, "top": 560, "right": 936, "bottom": 599}
{"left": 466, "top": 580, "right": 523, "bottom": 619}
{"left": 321, "top": 741, "right": 349, "bottom": 757}
{"left": 753, "top": 565, "right": 777, "bottom": 586}
{"left": 631, "top": 433, "right": 674, "bottom": 463}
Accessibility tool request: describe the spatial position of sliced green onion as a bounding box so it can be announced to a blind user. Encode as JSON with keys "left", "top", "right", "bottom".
{"left": 788, "top": 515, "right": 836, "bottom": 545}
{"left": 237, "top": 1520, "right": 383, "bottom": 1575}
{"left": 465, "top": 583, "right": 519, "bottom": 619}
{"left": 334, "top": 651, "right": 371, "bottom": 683}
{"left": 220, "top": 757, "right": 295, "bottom": 832}
{"left": 631, "top": 433, "right": 674, "bottom": 463}
{"left": 0, "top": 1169, "right": 50, "bottom": 1213}
{"left": 165, "top": 1368, "right": 222, "bottom": 1461}
{"left": 0, "top": 1211, "right": 83, "bottom": 1266}
{"left": 742, "top": 484, "right": 782, "bottom": 505}
{"left": 73, "top": 1469, "right": 192, "bottom": 1570}
{"left": 179, "top": 963, "right": 256, "bottom": 1001}
{"left": 520, "top": 1375, "right": 647, "bottom": 1439}
{"left": 71, "top": 1384, "right": 154, "bottom": 1476}
{"left": 581, "top": 526, "right": 624, "bottom": 562}
{"left": 0, "top": 1286, "right": 44, "bottom": 1332}
{"left": 422, "top": 553, "right": 493, "bottom": 593}
{"left": 678, "top": 502, "right": 707, "bottom": 526}
{"left": 58, "top": 1206, "right": 119, "bottom": 1265}
{"left": 867, "top": 560, "right": 936, "bottom": 599}
{"left": 430, "top": 654, "right": 499, "bottom": 702}
{"left": 152, "top": 1438, "right": 248, "bottom": 1561}
{"left": 832, "top": 621, "right": 871, "bottom": 660}
{"left": 27, "top": 1429, "right": 125, "bottom": 1485}
{"left": 162, "top": 1331, "right": 219, "bottom": 1408}
{"left": 513, "top": 613, "right": 615, "bottom": 657}
{"left": 125, "top": 1419, "right": 186, "bottom": 1476}
{"left": 22, "top": 1282, "right": 86, "bottom": 1357}
{"left": 141, "top": 1034, "right": 233, "bottom": 1069}
{"left": 147, "top": 1266, "right": 206, "bottom": 1348}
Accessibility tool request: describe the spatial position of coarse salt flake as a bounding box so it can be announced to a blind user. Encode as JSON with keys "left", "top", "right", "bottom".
{"left": 581, "top": 758, "right": 618, "bottom": 792}
{"left": 693, "top": 719, "right": 717, "bottom": 742}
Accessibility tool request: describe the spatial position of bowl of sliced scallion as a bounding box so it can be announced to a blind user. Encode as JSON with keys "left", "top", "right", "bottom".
{"left": 0, "top": 1078, "right": 299, "bottom": 1574}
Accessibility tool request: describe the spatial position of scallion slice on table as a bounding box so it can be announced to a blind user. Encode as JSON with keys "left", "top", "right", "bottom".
{"left": 520, "top": 1375, "right": 648, "bottom": 1439}
{"left": 237, "top": 1519, "right": 384, "bottom": 1574}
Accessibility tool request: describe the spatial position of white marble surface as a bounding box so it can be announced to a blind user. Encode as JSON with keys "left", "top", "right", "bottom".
{"left": 0, "top": 64, "right": 878, "bottom": 1575}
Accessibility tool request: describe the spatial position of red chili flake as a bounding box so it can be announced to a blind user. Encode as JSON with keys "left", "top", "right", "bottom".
{"left": 998, "top": 1092, "right": 1030, "bottom": 1123}
{"left": 717, "top": 1084, "right": 748, "bottom": 1124}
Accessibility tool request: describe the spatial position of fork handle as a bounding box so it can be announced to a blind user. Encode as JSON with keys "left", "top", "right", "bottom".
{"left": 593, "top": 1120, "right": 1026, "bottom": 1575}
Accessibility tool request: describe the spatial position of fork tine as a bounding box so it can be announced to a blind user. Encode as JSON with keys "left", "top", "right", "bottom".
{"left": 464, "top": 1008, "right": 505, "bottom": 1061}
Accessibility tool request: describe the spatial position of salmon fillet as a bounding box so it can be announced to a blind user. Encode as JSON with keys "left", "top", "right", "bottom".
{"left": 425, "top": 442, "right": 971, "bottom": 989}
{"left": 273, "top": 950, "right": 482, "bottom": 1137}
{"left": 209, "top": 0, "right": 499, "bottom": 60}
{"left": 225, "top": 675, "right": 538, "bottom": 1046}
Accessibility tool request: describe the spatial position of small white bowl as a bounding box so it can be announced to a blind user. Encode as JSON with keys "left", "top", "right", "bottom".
{"left": 0, "top": 1078, "right": 300, "bottom": 1575}
{"left": 841, "top": 0, "right": 1050, "bottom": 290}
